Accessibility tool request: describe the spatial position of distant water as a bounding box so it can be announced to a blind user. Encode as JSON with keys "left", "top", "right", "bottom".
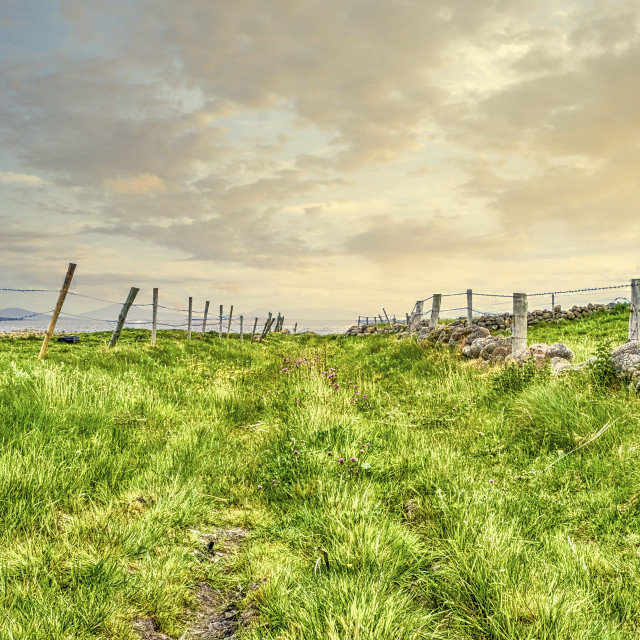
{"left": 0, "top": 317, "right": 358, "bottom": 336}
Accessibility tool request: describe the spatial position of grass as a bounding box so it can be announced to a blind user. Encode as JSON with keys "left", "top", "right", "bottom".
{"left": 0, "top": 307, "right": 639, "bottom": 639}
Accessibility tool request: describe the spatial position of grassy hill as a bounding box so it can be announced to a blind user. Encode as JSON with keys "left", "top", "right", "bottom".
{"left": 0, "top": 307, "right": 638, "bottom": 639}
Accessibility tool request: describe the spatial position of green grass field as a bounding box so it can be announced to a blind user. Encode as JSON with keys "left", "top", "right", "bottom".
{"left": 1, "top": 307, "right": 639, "bottom": 639}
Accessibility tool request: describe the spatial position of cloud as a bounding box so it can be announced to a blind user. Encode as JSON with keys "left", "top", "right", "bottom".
{"left": 0, "top": 171, "right": 46, "bottom": 186}
{"left": 104, "top": 173, "right": 167, "bottom": 194}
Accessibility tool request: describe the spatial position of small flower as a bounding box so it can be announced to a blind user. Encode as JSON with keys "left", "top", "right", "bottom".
{"left": 257, "top": 485, "right": 263, "bottom": 489}
{"left": 294, "top": 450, "right": 299, "bottom": 455}
{"left": 350, "top": 457, "right": 358, "bottom": 462}
{"left": 489, "top": 479, "right": 494, "bottom": 484}
{"left": 360, "top": 449, "right": 365, "bottom": 454}
{"left": 365, "top": 443, "right": 370, "bottom": 447}
{"left": 327, "top": 451, "right": 333, "bottom": 456}
{"left": 338, "top": 458, "right": 344, "bottom": 464}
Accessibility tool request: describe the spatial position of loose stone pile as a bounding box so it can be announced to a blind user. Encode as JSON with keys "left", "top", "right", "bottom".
{"left": 610, "top": 341, "right": 640, "bottom": 390}
{"left": 413, "top": 323, "right": 575, "bottom": 372}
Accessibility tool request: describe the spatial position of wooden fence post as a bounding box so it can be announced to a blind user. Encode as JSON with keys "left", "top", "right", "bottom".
{"left": 629, "top": 279, "right": 640, "bottom": 341}
{"left": 38, "top": 262, "right": 77, "bottom": 360}
{"left": 467, "top": 289, "right": 473, "bottom": 327}
{"left": 109, "top": 287, "right": 140, "bottom": 348}
{"left": 251, "top": 317, "right": 258, "bottom": 342}
{"left": 294, "top": 322, "right": 298, "bottom": 334}
{"left": 383, "top": 308, "right": 390, "bottom": 326}
{"left": 512, "top": 292, "right": 528, "bottom": 354}
{"left": 429, "top": 294, "right": 441, "bottom": 329}
{"left": 240, "top": 315, "right": 244, "bottom": 342}
{"left": 202, "top": 300, "right": 210, "bottom": 335}
{"left": 219, "top": 305, "right": 223, "bottom": 338}
{"left": 151, "top": 287, "right": 158, "bottom": 345}
{"left": 187, "top": 296, "right": 193, "bottom": 340}
{"left": 260, "top": 316, "right": 275, "bottom": 341}
{"left": 259, "top": 313, "right": 273, "bottom": 341}
{"left": 551, "top": 293, "right": 555, "bottom": 320}
{"left": 410, "top": 301, "right": 423, "bottom": 329}
{"left": 227, "top": 305, "right": 234, "bottom": 339}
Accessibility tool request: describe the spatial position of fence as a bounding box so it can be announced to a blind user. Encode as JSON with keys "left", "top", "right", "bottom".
{"left": 0, "top": 263, "right": 301, "bottom": 359}
{"left": 358, "top": 279, "right": 640, "bottom": 354}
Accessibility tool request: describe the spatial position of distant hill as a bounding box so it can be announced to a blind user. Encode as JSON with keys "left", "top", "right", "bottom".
{"left": 0, "top": 307, "right": 48, "bottom": 320}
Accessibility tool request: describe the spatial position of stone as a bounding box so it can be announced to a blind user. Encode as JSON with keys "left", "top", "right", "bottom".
{"left": 489, "top": 346, "right": 510, "bottom": 363}
{"left": 550, "top": 357, "right": 573, "bottom": 374}
{"left": 611, "top": 341, "right": 640, "bottom": 378}
{"left": 529, "top": 343, "right": 548, "bottom": 357}
{"left": 547, "top": 343, "right": 574, "bottom": 361}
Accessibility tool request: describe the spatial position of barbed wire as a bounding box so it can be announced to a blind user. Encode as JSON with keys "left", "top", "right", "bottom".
{"left": 0, "top": 309, "right": 55, "bottom": 321}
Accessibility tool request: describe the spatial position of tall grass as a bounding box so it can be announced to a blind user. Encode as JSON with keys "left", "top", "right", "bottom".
{"left": 0, "top": 312, "right": 639, "bottom": 639}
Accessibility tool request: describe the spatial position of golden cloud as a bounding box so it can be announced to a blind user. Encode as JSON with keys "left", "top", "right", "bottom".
{"left": 104, "top": 173, "right": 167, "bottom": 194}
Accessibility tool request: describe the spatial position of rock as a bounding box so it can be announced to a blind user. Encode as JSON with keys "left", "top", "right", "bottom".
{"left": 550, "top": 357, "right": 574, "bottom": 374}
{"left": 528, "top": 343, "right": 548, "bottom": 357}
{"left": 489, "top": 346, "right": 510, "bottom": 363}
{"left": 611, "top": 341, "right": 640, "bottom": 378}
{"left": 547, "top": 343, "right": 574, "bottom": 361}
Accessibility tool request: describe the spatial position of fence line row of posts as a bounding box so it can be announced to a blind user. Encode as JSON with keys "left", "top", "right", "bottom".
{"left": 33, "top": 263, "right": 299, "bottom": 359}
{"left": 408, "top": 280, "right": 640, "bottom": 356}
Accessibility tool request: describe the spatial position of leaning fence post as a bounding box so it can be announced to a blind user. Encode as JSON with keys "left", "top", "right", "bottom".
{"left": 240, "top": 315, "right": 244, "bottom": 342}
{"left": 467, "top": 289, "right": 473, "bottom": 327}
{"left": 629, "top": 279, "right": 640, "bottom": 341}
{"left": 512, "top": 292, "right": 528, "bottom": 354}
{"left": 429, "top": 294, "right": 441, "bottom": 329}
{"left": 38, "top": 262, "right": 77, "bottom": 360}
{"left": 294, "top": 322, "right": 297, "bottom": 334}
{"left": 227, "top": 305, "right": 234, "bottom": 339}
{"left": 109, "top": 287, "right": 140, "bottom": 348}
{"left": 151, "top": 287, "right": 158, "bottom": 345}
{"left": 219, "top": 305, "right": 223, "bottom": 338}
{"left": 383, "top": 308, "right": 391, "bottom": 326}
{"left": 202, "top": 300, "right": 210, "bottom": 335}
{"left": 259, "top": 313, "right": 273, "bottom": 341}
{"left": 251, "top": 317, "right": 258, "bottom": 342}
{"left": 187, "top": 296, "right": 193, "bottom": 340}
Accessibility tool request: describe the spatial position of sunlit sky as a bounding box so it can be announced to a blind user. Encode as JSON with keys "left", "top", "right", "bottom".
{"left": 1, "top": 0, "right": 639, "bottom": 318}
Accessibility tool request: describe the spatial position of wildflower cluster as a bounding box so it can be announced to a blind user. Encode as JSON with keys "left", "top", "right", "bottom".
{"left": 328, "top": 440, "right": 372, "bottom": 479}
{"left": 321, "top": 366, "right": 340, "bottom": 391}
{"left": 279, "top": 355, "right": 321, "bottom": 375}
{"left": 346, "top": 379, "right": 370, "bottom": 407}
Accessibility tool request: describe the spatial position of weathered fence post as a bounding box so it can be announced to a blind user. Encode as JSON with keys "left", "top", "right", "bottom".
{"left": 151, "top": 287, "right": 158, "bottom": 345}
{"left": 109, "top": 287, "right": 140, "bottom": 348}
{"left": 629, "top": 278, "right": 640, "bottom": 341}
{"left": 551, "top": 293, "right": 555, "bottom": 320}
{"left": 187, "top": 296, "right": 193, "bottom": 340}
{"left": 429, "top": 294, "right": 441, "bottom": 329}
{"left": 259, "top": 313, "right": 272, "bottom": 341}
{"left": 227, "top": 305, "right": 234, "bottom": 339}
{"left": 251, "top": 317, "right": 258, "bottom": 342}
{"left": 467, "top": 289, "right": 473, "bottom": 327}
{"left": 512, "top": 292, "right": 528, "bottom": 354}
{"left": 202, "top": 300, "right": 210, "bottom": 335}
{"left": 294, "top": 322, "right": 298, "bottom": 334}
{"left": 38, "top": 262, "right": 77, "bottom": 360}
{"left": 383, "top": 308, "right": 390, "bottom": 325}
{"left": 240, "top": 315, "right": 244, "bottom": 342}
{"left": 357, "top": 316, "right": 361, "bottom": 326}
{"left": 410, "top": 301, "right": 423, "bottom": 329}
{"left": 219, "top": 305, "right": 223, "bottom": 338}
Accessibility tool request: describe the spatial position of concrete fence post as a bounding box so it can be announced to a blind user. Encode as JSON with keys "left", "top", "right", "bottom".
{"left": 410, "top": 300, "right": 423, "bottom": 329}
{"left": 629, "top": 278, "right": 640, "bottom": 341}
{"left": 512, "top": 292, "right": 528, "bottom": 355}
{"left": 466, "top": 289, "right": 473, "bottom": 327}
{"left": 429, "top": 294, "right": 441, "bottom": 329}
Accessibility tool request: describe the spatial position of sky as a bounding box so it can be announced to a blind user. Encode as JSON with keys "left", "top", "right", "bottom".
{"left": 1, "top": 0, "right": 640, "bottom": 319}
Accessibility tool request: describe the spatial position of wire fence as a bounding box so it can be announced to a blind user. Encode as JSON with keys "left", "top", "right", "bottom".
{"left": 358, "top": 282, "right": 635, "bottom": 326}
{"left": 0, "top": 286, "right": 298, "bottom": 336}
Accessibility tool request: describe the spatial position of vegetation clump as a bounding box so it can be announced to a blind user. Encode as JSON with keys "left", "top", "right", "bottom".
{"left": 0, "top": 307, "right": 639, "bottom": 640}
